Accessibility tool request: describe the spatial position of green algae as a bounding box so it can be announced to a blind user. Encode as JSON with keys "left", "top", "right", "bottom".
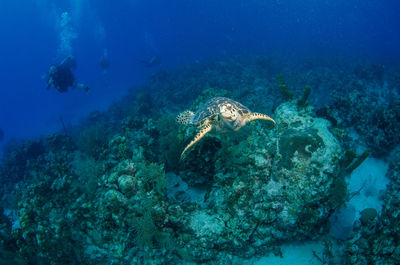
{"left": 277, "top": 74, "right": 294, "bottom": 100}
{"left": 297, "top": 85, "right": 311, "bottom": 107}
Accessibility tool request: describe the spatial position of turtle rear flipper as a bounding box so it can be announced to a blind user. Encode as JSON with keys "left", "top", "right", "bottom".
{"left": 181, "top": 123, "right": 212, "bottom": 160}
{"left": 176, "top": 110, "right": 194, "bottom": 124}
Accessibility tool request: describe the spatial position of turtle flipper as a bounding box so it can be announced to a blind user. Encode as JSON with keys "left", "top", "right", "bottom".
{"left": 246, "top": 112, "right": 276, "bottom": 127}
{"left": 176, "top": 110, "right": 194, "bottom": 124}
{"left": 181, "top": 123, "right": 212, "bottom": 160}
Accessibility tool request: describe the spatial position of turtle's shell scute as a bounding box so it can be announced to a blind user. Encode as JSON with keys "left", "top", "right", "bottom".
{"left": 191, "top": 97, "right": 251, "bottom": 126}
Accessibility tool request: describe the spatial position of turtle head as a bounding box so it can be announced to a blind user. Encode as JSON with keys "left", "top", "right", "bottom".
{"left": 220, "top": 105, "right": 243, "bottom": 130}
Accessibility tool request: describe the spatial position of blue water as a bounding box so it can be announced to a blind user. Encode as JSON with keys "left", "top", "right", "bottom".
{"left": 1, "top": 1, "right": 400, "bottom": 263}
{"left": 0, "top": 0, "right": 399, "bottom": 145}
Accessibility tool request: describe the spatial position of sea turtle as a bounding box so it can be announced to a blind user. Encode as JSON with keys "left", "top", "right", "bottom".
{"left": 176, "top": 97, "right": 276, "bottom": 159}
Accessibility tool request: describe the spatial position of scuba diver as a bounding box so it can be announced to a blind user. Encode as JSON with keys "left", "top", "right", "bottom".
{"left": 138, "top": 55, "right": 161, "bottom": 67}
{"left": 44, "top": 56, "right": 90, "bottom": 93}
{"left": 99, "top": 49, "right": 110, "bottom": 72}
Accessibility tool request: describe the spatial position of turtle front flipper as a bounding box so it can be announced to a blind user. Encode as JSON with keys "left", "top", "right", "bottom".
{"left": 246, "top": 112, "right": 276, "bottom": 127}
{"left": 181, "top": 123, "right": 212, "bottom": 160}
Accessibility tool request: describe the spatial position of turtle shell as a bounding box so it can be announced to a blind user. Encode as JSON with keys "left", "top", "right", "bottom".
{"left": 191, "top": 97, "right": 251, "bottom": 126}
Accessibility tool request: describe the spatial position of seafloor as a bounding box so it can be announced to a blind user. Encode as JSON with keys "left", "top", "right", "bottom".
{"left": 0, "top": 55, "right": 399, "bottom": 264}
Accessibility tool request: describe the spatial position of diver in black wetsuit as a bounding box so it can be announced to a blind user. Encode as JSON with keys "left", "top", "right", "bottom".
{"left": 45, "top": 56, "right": 90, "bottom": 93}
{"left": 138, "top": 55, "right": 161, "bottom": 67}
{"left": 99, "top": 49, "right": 110, "bottom": 72}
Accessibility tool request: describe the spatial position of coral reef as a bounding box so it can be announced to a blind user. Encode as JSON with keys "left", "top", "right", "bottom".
{"left": 172, "top": 100, "right": 342, "bottom": 261}
{"left": 324, "top": 67, "right": 400, "bottom": 157}
{"left": 342, "top": 146, "right": 400, "bottom": 264}
{"left": 0, "top": 56, "right": 399, "bottom": 264}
